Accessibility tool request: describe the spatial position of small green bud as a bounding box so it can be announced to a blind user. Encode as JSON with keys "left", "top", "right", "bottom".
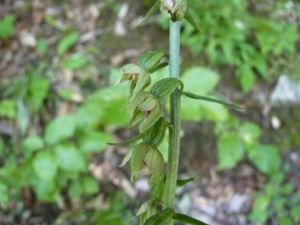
{"left": 160, "top": 0, "right": 187, "bottom": 21}
{"left": 150, "top": 77, "right": 183, "bottom": 101}
{"left": 150, "top": 172, "right": 166, "bottom": 200}
{"left": 136, "top": 200, "right": 163, "bottom": 225}
{"left": 138, "top": 50, "right": 167, "bottom": 72}
{"left": 115, "top": 64, "right": 151, "bottom": 99}
{"left": 144, "top": 208, "right": 175, "bottom": 225}
{"left": 130, "top": 143, "right": 164, "bottom": 185}
{"left": 143, "top": 117, "right": 168, "bottom": 147}
{"left": 144, "top": 146, "right": 164, "bottom": 185}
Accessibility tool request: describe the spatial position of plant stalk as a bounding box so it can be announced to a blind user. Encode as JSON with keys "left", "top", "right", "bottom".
{"left": 163, "top": 20, "right": 181, "bottom": 212}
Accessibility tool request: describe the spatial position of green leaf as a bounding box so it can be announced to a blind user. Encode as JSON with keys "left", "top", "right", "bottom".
{"left": 173, "top": 213, "right": 209, "bottom": 225}
{"left": 177, "top": 176, "right": 199, "bottom": 187}
{"left": 247, "top": 144, "right": 280, "bottom": 175}
{"left": 108, "top": 134, "right": 143, "bottom": 146}
{"left": 37, "top": 38, "right": 48, "bottom": 54}
{"left": 79, "top": 132, "right": 112, "bottom": 153}
{"left": 138, "top": 50, "right": 167, "bottom": 72}
{"left": 180, "top": 96, "right": 202, "bottom": 121}
{"left": 57, "top": 32, "right": 80, "bottom": 55}
{"left": 237, "top": 64, "right": 255, "bottom": 92}
{"left": 33, "top": 151, "right": 58, "bottom": 181}
{"left": 17, "top": 100, "right": 29, "bottom": 135}
{"left": 182, "top": 92, "right": 243, "bottom": 109}
{"left": 45, "top": 115, "right": 76, "bottom": 145}
{"left": 145, "top": 208, "right": 175, "bottom": 225}
{"left": 291, "top": 206, "right": 300, "bottom": 222}
{"left": 0, "top": 182, "right": 9, "bottom": 208}
{"left": 239, "top": 122, "right": 261, "bottom": 146}
{"left": 199, "top": 99, "right": 229, "bottom": 121}
{"left": 218, "top": 132, "right": 245, "bottom": 169}
{"left": 63, "top": 54, "right": 87, "bottom": 70}
{"left": 184, "top": 8, "right": 202, "bottom": 32}
{"left": 81, "top": 176, "right": 99, "bottom": 195}
{"left": 138, "top": 0, "right": 160, "bottom": 26}
{"left": 248, "top": 195, "right": 269, "bottom": 223}
{"left": 22, "top": 136, "right": 44, "bottom": 156}
{"left": 26, "top": 74, "right": 49, "bottom": 112}
{"left": 68, "top": 180, "right": 82, "bottom": 199}
{"left": 278, "top": 216, "right": 294, "bottom": 225}
{"left": 0, "top": 100, "right": 16, "bottom": 119}
{"left": 32, "top": 178, "right": 59, "bottom": 201}
{"left": 181, "top": 67, "right": 219, "bottom": 95}
{"left": 0, "top": 15, "right": 15, "bottom": 39}
{"left": 54, "top": 144, "right": 85, "bottom": 172}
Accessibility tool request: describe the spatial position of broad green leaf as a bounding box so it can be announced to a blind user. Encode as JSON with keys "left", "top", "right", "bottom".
{"left": 237, "top": 64, "right": 255, "bottom": 92}
{"left": 239, "top": 122, "right": 261, "bottom": 146}
{"left": 68, "top": 180, "right": 82, "bottom": 199}
{"left": 54, "top": 144, "right": 85, "bottom": 172}
{"left": 199, "top": 99, "right": 229, "bottom": 121}
{"left": 181, "top": 67, "right": 219, "bottom": 95}
{"left": 22, "top": 136, "right": 44, "bottom": 156}
{"left": 79, "top": 132, "right": 112, "bottom": 153}
{"left": 37, "top": 38, "right": 48, "bottom": 54}
{"left": 180, "top": 96, "right": 202, "bottom": 121}
{"left": 173, "top": 213, "right": 208, "bottom": 225}
{"left": 218, "top": 132, "right": 244, "bottom": 169}
{"left": 248, "top": 195, "right": 269, "bottom": 222}
{"left": 57, "top": 32, "right": 80, "bottom": 55}
{"left": 45, "top": 115, "right": 76, "bottom": 145}
{"left": 26, "top": 74, "right": 49, "bottom": 112}
{"left": 0, "top": 182, "right": 8, "bottom": 208}
{"left": 76, "top": 103, "right": 102, "bottom": 128}
{"left": 81, "top": 176, "right": 99, "bottom": 195}
{"left": 247, "top": 144, "right": 280, "bottom": 175}
{"left": 87, "top": 86, "right": 128, "bottom": 127}
{"left": 63, "top": 54, "right": 87, "bottom": 70}
{"left": 0, "top": 15, "right": 15, "bottom": 39}
{"left": 145, "top": 208, "right": 174, "bottom": 225}
{"left": 33, "top": 151, "right": 57, "bottom": 181}
{"left": 278, "top": 216, "right": 293, "bottom": 225}
{"left": 0, "top": 100, "right": 16, "bottom": 119}
{"left": 32, "top": 178, "right": 59, "bottom": 201}
{"left": 291, "top": 206, "right": 300, "bottom": 222}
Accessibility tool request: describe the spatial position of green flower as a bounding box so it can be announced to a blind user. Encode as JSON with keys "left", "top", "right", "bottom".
{"left": 126, "top": 91, "right": 162, "bottom": 133}
{"left": 119, "top": 143, "right": 164, "bottom": 186}
{"left": 115, "top": 64, "right": 151, "bottom": 99}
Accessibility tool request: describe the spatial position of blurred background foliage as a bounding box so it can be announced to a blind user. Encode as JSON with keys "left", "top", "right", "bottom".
{"left": 0, "top": 0, "right": 299, "bottom": 224}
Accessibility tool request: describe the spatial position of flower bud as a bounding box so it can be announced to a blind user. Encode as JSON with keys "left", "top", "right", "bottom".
{"left": 160, "top": 0, "right": 187, "bottom": 21}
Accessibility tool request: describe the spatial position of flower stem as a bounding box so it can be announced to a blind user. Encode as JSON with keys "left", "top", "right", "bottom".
{"left": 164, "top": 20, "right": 181, "bottom": 211}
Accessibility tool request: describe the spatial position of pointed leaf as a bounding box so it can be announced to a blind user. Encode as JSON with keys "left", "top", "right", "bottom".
{"left": 173, "top": 213, "right": 209, "bottom": 225}
{"left": 145, "top": 208, "right": 175, "bottom": 225}
{"left": 57, "top": 32, "right": 80, "bottom": 55}
{"left": 33, "top": 151, "right": 57, "bottom": 181}
{"left": 107, "top": 134, "right": 143, "bottom": 146}
{"left": 177, "top": 176, "right": 199, "bottom": 187}
{"left": 119, "top": 148, "right": 133, "bottom": 167}
{"left": 184, "top": 8, "right": 202, "bottom": 32}
{"left": 138, "top": 0, "right": 160, "bottom": 26}
{"left": 182, "top": 92, "right": 243, "bottom": 109}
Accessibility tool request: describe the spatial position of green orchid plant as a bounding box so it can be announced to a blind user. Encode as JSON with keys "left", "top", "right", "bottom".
{"left": 109, "top": 1, "right": 242, "bottom": 224}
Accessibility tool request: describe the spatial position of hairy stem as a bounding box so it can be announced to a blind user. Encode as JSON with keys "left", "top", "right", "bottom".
{"left": 163, "top": 20, "right": 181, "bottom": 212}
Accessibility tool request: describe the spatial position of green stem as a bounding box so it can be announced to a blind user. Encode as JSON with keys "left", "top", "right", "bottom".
{"left": 164, "top": 20, "right": 181, "bottom": 211}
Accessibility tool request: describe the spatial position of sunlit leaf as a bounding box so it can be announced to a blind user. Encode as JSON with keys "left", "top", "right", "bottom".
{"left": 33, "top": 151, "right": 57, "bottom": 181}
{"left": 45, "top": 115, "right": 76, "bottom": 145}
{"left": 79, "top": 132, "right": 112, "bottom": 153}
{"left": 218, "top": 132, "right": 245, "bottom": 169}
{"left": 173, "top": 213, "right": 209, "bottom": 225}
{"left": 57, "top": 32, "right": 80, "bottom": 55}
{"left": 247, "top": 144, "right": 280, "bottom": 175}
{"left": 54, "top": 144, "right": 85, "bottom": 172}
